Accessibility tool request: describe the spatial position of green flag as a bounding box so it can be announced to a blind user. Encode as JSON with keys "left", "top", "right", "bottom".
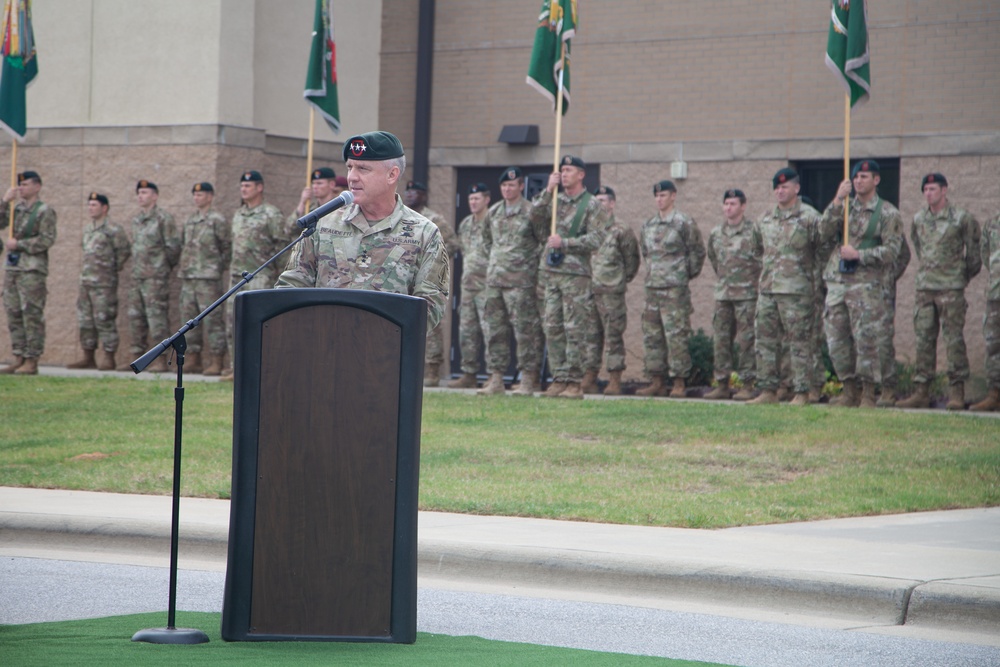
{"left": 825, "top": 0, "right": 870, "bottom": 107}
{"left": 526, "top": 0, "right": 576, "bottom": 115}
{"left": 0, "top": 0, "right": 37, "bottom": 140}
{"left": 304, "top": 0, "right": 340, "bottom": 134}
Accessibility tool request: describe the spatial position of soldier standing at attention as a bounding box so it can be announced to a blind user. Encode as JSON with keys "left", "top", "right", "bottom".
{"left": 179, "top": 182, "right": 231, "bottom": 376}
{"left": 589, "top": 185, "right": 640, "bottom": 396}
{"left": 704, "top": 189, "right": 761, "bottom": 401}
{"left": 876, "top": 222, "right": 910, "bottom": 407}
{"left": 636, "top": 180, "right": 706, "bottom": 398}
{"left": 290, "top": 167, "right": 338, "bottom": 234}
{"left": 480, "top": 167, "right": 548, "bottom": 396}
{"left": 448, "top": 183, "right": 492, "bottom": 390}
{"left": 277, "top": 130, "right": 450, "bottom": 328}
{"left": 530, "top": 155, "right": 609, "bottom": 399}
{"left": 119, "top": 180, "right": 180, "bottom": 373}
{"left": 971, "top": 210, "right": 1000, "bottom": 412}
{"left": 0, "top": 171, "right": 57, "bottom": 375}
{"left": 748, "top": 168, "right": 823, "bottom": 405}
{"left": 67, "top": 193, "right": 130, "bottom": 371}
{"left": 222, "top": 170, "right": 285, "bottom": 380}
{"left": 818, "top": 160, "right": 903, "bottom": 408}
{"left": 405, "top": 180, "right": 459, "bottom": 386}
{"left": 897, "top": 173, "right": 981, "bottom": 410}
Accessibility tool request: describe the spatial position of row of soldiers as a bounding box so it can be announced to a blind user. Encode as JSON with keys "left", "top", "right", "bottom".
{"left": 437, "top": 158, "right": 1000, "bottom": 411}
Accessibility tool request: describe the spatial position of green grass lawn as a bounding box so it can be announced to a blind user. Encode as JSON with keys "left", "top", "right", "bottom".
{"left": 1, "top": 376, "right": 998, "bottom": 528}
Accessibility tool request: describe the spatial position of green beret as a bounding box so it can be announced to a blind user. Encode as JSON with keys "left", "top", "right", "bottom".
{"left": 343, "top": 130, "right": 405, "bottom": 162}
{"left": 851, "top": 160, "right": 880, "bottom": 178}
{"left": 921, "top": 172, "right": 948, "bottom": 190}
{"left": 311, "top": 167, "right": 336, "bottom": 181}
{"left": 594, "top": 185, "right": 615, "bottom": 199}
{"left": 653, "top": 180, "right": 676, "bottom": 194}
{"left": 17, "top": 170, "right": 40, "bottom": 184}
{"left": 192, "top": 182, "right": 214, "bottom": 193}
{"left": 468, "top": 182, "right": 490, "bottom": 195}
{"left": 88, "top": 192, "right": 109, "bottom": 206}
{"left": 499, "top": 166, "right": 522, "bottom": 183}
{"left": 240, "top": 170, "right": 263, "bottom": 183}
{"left": 772, "top": 168, "right": 798, "bottom": 189}
{"left": 405, "top": 181, "right": 427, "bottom": 192}
{"left": 136, "top": 179, "right": 158, "bottom": 192}
{"left": 560, "top": 155, "right": 585, "bottom": 170}
{"left": 722, "top": 188, "right": 746, "bottom": 203}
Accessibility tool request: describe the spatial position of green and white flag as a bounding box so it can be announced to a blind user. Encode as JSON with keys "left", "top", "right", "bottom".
{"left": 0, "top": 0, "right": 37, "bottom": 140}
{"left": 304, "top": 0, "right": 340, "bottom": 134}
{"left": 526, "top": 0, "right": 576, "bottom": 115}
{"left": 826, "top": 0, "right": 870, "bottom": 107}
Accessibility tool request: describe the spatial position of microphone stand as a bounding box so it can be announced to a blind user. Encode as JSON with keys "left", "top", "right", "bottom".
{"left": 130, "top": 222, "right": 319, "bottom": 645}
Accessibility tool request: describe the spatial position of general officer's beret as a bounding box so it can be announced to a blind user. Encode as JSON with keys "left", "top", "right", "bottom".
{"left": 240, "top": 171, "right": 263, "bottom": 183}
{"left": 921, "top": 172, "right": 948, "bottom": 190}
{"left": 192, "top": 182, "right": 214, "bottom": 193}
{"left": 88, "top": 192, "right": 109, "bottom": 206}
{"left": 851, "top": 160, "right": 880, "bottom": 177}
{"left": 343, "top": 130, "right": 405, "bottom": 162}
{"left": 136, "top": 179, "right": 158, "bottom": 192}
{"left": 468, "top": 182, "right": 490, "bottom": 195}
{"left": 722, "top": 188, "right": 746, "bottom": 203}
{"left": 594, "top": 185, "right": 615, "bottom": 199}
{"left": 499, "top": 166, "right": 522, "bottom": 183}
{"left": 772, "top": 168, "right": 798, "bottom": 189}
{"left": 311, "top": 167, "right": 336, "bottom": 181}
{"left": 17, "top": 170, "right": 40, "bottom": 184}
{"left": 653, "top": 180, "right": 676, "bottom": 194}
{"left": 560, "top": 155, "right": 585, "bottom": 170}
{"left": 405, "top": 181, "right": 427, "bottom": 192}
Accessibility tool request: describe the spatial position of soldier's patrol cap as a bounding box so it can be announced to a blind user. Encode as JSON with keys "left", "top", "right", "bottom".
{"left": 653, "top": 180, "right": 676, "bottom": 194}
{"left": 560, "top": 155, "right": 585, "bottom": 170}
{"left": 921, "top": 172, "right": 948, "bottom": 190}
{"left": 722, "top": 188, "right": 746, "bottom": 203}
{"left": 136, "top": 179, "right": 158, "bottom": 192}
{"left": 311, "top": 167, "right": 336, "bottom": 181}
{"left": 594, "top": 185, "right": 616, "bottom": 199}
{"left": 88, "top": 192, "right": 109, "bottom": 206}
{"left": 499, "top": 166, "right": 523, "bottom": 183}
{"left": 239, "top": 170, "right": 263, "bottom": 183}
{"left": 851, "top": 160, "right": 880, "bottom": 178}
{"left": 468, "top": 182, "right": 490, "bottom": 195}
{"left": 191, "top": 182, "right": 214, "bottom": 193}
{"left": 405, "top": 181, "right": 427, "bottom": 192}
{"left": 17, "top": 170, "right": 40, "bottom": 184}
{"left": 772, "top": 167, "right": 799, "bottom": 189}
{"left": 343, "top": 130, "right": 404, "bottom": 162}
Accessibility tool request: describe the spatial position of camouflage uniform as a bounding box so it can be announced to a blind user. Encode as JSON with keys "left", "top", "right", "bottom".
{"left": 590, "top": 215, "right": 640, "bottom": 372}
{"left": 982, "top": 214, "right": 1000, "bottom": 390}
{"left": 419, "top": 206, "right": 459, "bottom": 368}
{"left": 910, "top": 203, "right": 982, "bottom": 385}
{"left": 530, "top": 189, "right": 609, "bottom": 384}
{"left": 276, "top": 194, "right": 450, "bottom": 330}
{"left": 180, "top": 207, "right": 231, "bottom": 356}
{"left": 78, "top": 215, "right": 130, "bottom": 352}
{"left": 640, "top": 209, "right": 706, "bottom": 380}
{"left": 482, "top": 196, "right": 547, "bottom": 374}
{"left": 880, "top": 234, "right": 910, "bottom": 392}
{"left": 126, "top": 205, "right": 181, "bottom": 355}
{"left": 818, "top": 195, "right": 903, "bottom": 385}
{"left": 754, "top": 200, "right": 823, "bottom": 393}
{"left": 453, "top": 208, "right": 491, "bottom": 374}
{"left": 0, "top": 199, "right": 57, "bottom": 359}
{"left": 707, "top": 217, "right": 761, "bottom": 384}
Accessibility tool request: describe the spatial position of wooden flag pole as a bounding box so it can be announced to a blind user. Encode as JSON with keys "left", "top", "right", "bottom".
{"left": 304, "top": 107, "right": 316, "bottom": 215}
{"left": 842, "top": 93, "right": 851, "bottom": 245}
{"left": 549, "top": 43, "right": 567, "bottom": 236}
{"left": 8, "top": 140, "right": 17, "bottom": 239}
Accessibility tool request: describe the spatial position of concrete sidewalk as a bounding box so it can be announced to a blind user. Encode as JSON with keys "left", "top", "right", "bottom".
{"left": 1, "top": 486, "right": 998, "bottom": 644}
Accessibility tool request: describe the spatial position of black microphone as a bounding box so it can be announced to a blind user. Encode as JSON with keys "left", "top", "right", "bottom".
{"left": 296, "top": 191, "right": 355, "bottom": 229}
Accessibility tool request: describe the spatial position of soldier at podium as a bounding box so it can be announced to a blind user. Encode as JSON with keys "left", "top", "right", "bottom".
{"left": 276, "top": 130, "right": 450, "bottom": 329}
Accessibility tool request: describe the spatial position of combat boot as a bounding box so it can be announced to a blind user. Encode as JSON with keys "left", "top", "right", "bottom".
{"left": 732, "top": 380, "right": 756, "bottom": 401}
{"left": 970, "top": 387, "right": 1000, "bottom": 412}
{"left": 789, "top": 392, "right": 810, "bottom": 406}
{"left": 67, "top": 349, "right": 97, "bottom": 370}
{"left": 476, "top": 372, "right": 505, "bottom": 396}
{"left": 748, "top": 389, "right": 778, "bottom": 404}
{"left": 202, "top": 355, "right": 224, "bottom": 376}
{"left": 703, "top": 379, "right": 730, "bottom": 400}
{"left": 97, "top": 350, "right": 116, "bottom": 372}
{"left": 185, "top": 352, "right": 203, "bottom": 374}
{"left": 669, "top": 377, "right": 686, "bottom": 398}
{"left": 636, "top": 375, "right": 667, "bottom": 397}
{"left": 148, "top": 357, "right": 169, "bottom": 373}
{"left": 0, "top": 355, "right": 24, "bottom": 374}
{"left": 423, "top": 363, "right": 440, "bottom": 387}
{"left": 512, "top": 371, "right": 540, "bottom": 396}
{"left": 542, "top": 381, "right": 567, "bottom": 397}
{"left": 448, "top": 372, "right": 478, "bottom": 389}
{"left": 581, "top": 370, "right": 600, "bottom": 395}
{"left": 604, "top": 370, "right": 623, "bottom": 396}
{"left": 859, "top": 382, "right": 877, "bottom": 409}
{"left": 559, "top": 382, "right": 584, "bottom": 399}
{"left": 808, "top": 388, "right": 823, "bottom": 404}
{"left": 832, "top": 378, "right": 860, "bottom": 408}
{"left": 946, "top": 382, "right": 965, "bottom": 411}
{"left": 116, "top": 359, "right": 134, "bottom": 372}
{"left": 776, "top": 386, "right": 792, "bottom": 402}
{"left": 876, "top": 386, "right": 897, "bottom": 408}
{"left": 897, "top": 383, "right": 930, "bottom": 409}
{"left": 15, "top": 357, "right": 38, "bottom": 375}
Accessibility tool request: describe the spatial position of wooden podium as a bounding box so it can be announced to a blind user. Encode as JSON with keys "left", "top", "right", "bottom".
{"left": 220, "top": 288, "right": 426, "bottom": 643}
